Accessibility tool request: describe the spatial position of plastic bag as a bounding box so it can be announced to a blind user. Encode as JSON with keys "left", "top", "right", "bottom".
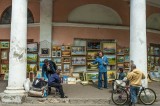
{"left": 24, "top": 78, "right": 30, "bottom": 92}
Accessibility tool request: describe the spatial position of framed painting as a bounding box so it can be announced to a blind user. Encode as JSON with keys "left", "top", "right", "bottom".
{"left": 117, "top": 56, "right": 124, "bottom": 63}
{"left": 57, "top": 65, "right": 62, "bottom": 70}
{"left": 1, "top": 64, "right": 9, "bottom": 74}
{"left": 61, "top": 45, "right": 71, "bottom": 51}
{"left": 71, "top": 56, "right": 86, "bottom": 65}
{"left": 53, "top": 57, "right": 61, "bottom": 64}
{"left": 87, "top": 51, "right": 97, "bottom": 60}
{"left": 53, "top": 46, "right": 61, "bottom": 51}
{"left": 57, "top": 51, "right": 61, "bottom": 57}
{"left": 62, "top": 57, "right": 71, "bottom": 63}
{"left": 117, "top": 48, "right": 124, "bottom": 55}
{"left": 87, "top": 41, "right": 100, "bottom": 50}
{"left": 62, "top": 51, "right": 70, "bottom": 57}
{"left": 52, "top": 51, "right": 57, "bottom": 57}
{"left": 0, "top": 41, "right": 9, "bottom": 48}
{"left": 63, "top": 63, "right": 70, "bottom": 73}
{"left": 124, "top": 62, "right": 130, "bottom": 69}
{"left": 27, "top": 64, "right": 38, "bottom": 73}
{"left": 124, "top": 55, "right": 130, "bottom": 62}
{"left": 71, "top": 46, "right": 86, "bottom": 55}
{"left": 39, "top": 57, "right": 51, "bottom": 70}
{"left": 27, "top": 53, "right": 38, "bottom": 63}
{"left": 105, "top": 55, "right": 116, "bottom": 65}
{"left": 107, "top": 70, "right": 116, "bottom": 80}
{"left": 86, "top": 72, "right": 98, "bottom": 81}
{"left": 1, "top": 50, "right": 8, "bottom": 60}
{"left": 41, "top": 48, "right": 49, "bottom": 55}
{"left": 124, "top": 48, "right": 129, "bottom": 54}
{"left": 87, "top": 62, "right": 98, "bottom": 71}
{"left": 27, "top": 42, "right": 38, "bottom": 52}
{"left": 102, "top": 42, "right": 116, "bottom": 54}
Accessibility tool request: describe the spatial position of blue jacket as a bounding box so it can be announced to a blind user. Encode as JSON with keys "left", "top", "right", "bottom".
{"left": 92, "top": 56, "right": 109, "bottom": 72}
{"left": 48, "top": 73, "right": 61, "bottom": 85}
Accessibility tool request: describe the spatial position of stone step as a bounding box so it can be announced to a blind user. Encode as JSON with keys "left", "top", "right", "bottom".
{"left": 26, "top": 97, "right": 112, "bottom": 105}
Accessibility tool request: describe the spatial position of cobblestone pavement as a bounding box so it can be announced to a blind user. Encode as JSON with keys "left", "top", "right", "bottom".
{"left": 0, "top": 80, "right": 160, "bottom": 106}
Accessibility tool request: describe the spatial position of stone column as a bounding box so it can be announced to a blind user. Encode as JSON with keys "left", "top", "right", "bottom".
{"left": 1, "top": 0, "right": 28, "bottom": 103}
{"left": 40, "top": 0, "right": 53, "bottom": 57}
{"left": 130, "top": 0, "right": 147, "bottom": 87}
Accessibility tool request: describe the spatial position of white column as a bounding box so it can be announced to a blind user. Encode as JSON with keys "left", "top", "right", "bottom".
{"left": 130, "top": 0, "right": 147, "bottom": 87}
{"left": 40, "top": 0, "right": 53, "bottom": 56}
{"left": 4, "top": 0, "right": 28, "bottom": 94}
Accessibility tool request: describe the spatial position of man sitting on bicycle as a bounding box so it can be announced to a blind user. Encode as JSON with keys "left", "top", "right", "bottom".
{"left": 127, "top": 64, "right": 145, "bottom": 106}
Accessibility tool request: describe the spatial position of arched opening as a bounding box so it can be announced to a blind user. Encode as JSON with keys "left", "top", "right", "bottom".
{"left": 0, "top": 6, "right": 34, "bottom": 24}
{"left": 68, "top": 4, "right": 122, "bottom": 25}
{"left": 147, "top": 13, "right": 160, "bottom": 30}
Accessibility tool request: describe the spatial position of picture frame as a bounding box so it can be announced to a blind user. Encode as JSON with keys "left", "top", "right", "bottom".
{"left": 63, "top": 63, "right": 70, "bottom": 73}
{"left": 27, "top": 64, "right": 38, "bottom": 73}
{"left": 52, "top": 51, "right": 57, "bottom": 57}
{"left": 71, "top": 56, "right": 86, "bottom": 65}
{"left": 87, "top": 62, "right": 98, "bottom": 71}
{"left": 53, "top": 57, "right": 61, "bottom": 64}
{"left": 105, "top": 55, "right": 116, "bottom": 65}
{"left": 87, "top": 51, "right": 97, "bottom": 60}
{"left": 62, "top": 51, "right": 71, "bottom": 57}
{"left": 53, "top": 46, "right": 61, "bottom": 51}
{"left": 1, "top": 50, "right": 8, "bottom": 60}
{"left": 27, "top": 42, "right": 38, "bottom": 52}
{"left": 117, "top": 48, "right": 124, "bottom": 55}
{"left": 107, "top": 70, "right": 116, "bottom": 80}
{"left": 1, "top": 64, "right": 9, "bottom": 74}
{"left": 124, "top": 48, "right": 129, "bottom": 54}
{"left": 39, "top": 57, "right": 51, "bottom": 70}
{"left": 124, "top": 55, "right": 130, "bottom": 62}
{"left": 87, "top": 41, "right": 101, "bottom": 50}
{"left": 117, "top": 56, "right": 124, "bottom": 63}
{"left": 102, "top": 42, "right": 116, "bottom": 54}
{"left": 124, "top": 62, "right": 130, "bottom": 69}
{"left": 85, "top": 72, "right": 98, "bottom": 81}
{"left": 27, "top": 53, "right": 38, "bottom": 63}
{"left": 0, "top": 41, "right": 9, "bottom": 48}
{"left": 57, "top": 65, "right": 62, "bottom": 70}
{"left": 41, "top": 48, "right": 49, "bottom": 55}
{"left": 57, "top": 51, "right": 61, "bottom": 57}
{"left": 71, "top": 46, "right": 86, "bottom": 55}
{"left": 62, "top": 57, "right": 71, "bottom": 63}
{"left": 61, "top": 45, "right": 71, "bottom": 51}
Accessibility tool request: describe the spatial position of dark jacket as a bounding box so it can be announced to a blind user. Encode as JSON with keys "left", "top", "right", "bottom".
{"left": 42, "top": 60, "right": 57, "bottom": 78}
{"left": 48, "top": 73, "right": 61, "bottom": 85}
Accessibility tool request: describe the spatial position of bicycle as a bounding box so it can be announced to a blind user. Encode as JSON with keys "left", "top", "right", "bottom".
{"left": 111, "top": 84, "right": 156, "bottom": 105}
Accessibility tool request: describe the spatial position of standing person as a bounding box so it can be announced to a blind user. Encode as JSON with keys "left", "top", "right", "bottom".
{"left": 92, "top": 51, "right": 109, "bottom": 89}
{"left": 42, "top": 59, "right": 57, "bottom": 93}
{"left": 127, "top": 64, "right": 145, "bottom": 106}
{"left": 48, "top": 69, "right": 68, "bottom": 98}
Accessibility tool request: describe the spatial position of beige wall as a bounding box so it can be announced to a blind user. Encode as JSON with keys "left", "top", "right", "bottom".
{"left": 0, "top": 0, "right": 159, "bottom": 47}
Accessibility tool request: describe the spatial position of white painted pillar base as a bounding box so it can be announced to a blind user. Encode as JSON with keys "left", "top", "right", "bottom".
{"left": 2, "top": 0, "right": 28, "bottom": 103}
{"left": 130, "top": 0, "right": 147, "bottom": 87}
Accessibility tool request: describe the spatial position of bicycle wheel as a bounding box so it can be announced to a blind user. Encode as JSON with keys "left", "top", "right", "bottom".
{"left": 111, "top": 88, "right": 128, "bottom": 105}
{"left": 139, "top": 88, "right": 156, "bottom": 105}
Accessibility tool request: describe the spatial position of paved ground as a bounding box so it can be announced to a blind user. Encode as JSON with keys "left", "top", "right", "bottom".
{"left": 0, "top": 80, "right": 160, "bottom": 106}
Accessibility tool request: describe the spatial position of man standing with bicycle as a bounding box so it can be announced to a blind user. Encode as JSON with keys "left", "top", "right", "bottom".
{"left": 127, "top": 64, "right": 145, "bottom": 106}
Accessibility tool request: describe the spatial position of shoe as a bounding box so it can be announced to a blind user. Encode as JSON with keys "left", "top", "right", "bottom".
{"left": 104, "top": 87, "right": 109, "bottom": 89}
{"left": 61, "top": 96, "right": 68, "bottom": 98}
{"left": 98, "top": 87, "right": 103, "bottom": 90}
